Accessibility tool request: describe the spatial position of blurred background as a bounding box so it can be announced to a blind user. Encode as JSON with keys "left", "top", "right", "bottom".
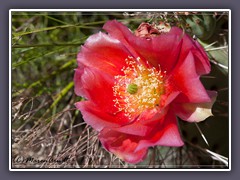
{"left": 11, "top": 11, "right": 229, "bottom": 168}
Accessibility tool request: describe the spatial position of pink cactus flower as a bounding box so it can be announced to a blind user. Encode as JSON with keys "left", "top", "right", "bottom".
{"left": 74, "top": 20, "right": 217, "bottom": 164}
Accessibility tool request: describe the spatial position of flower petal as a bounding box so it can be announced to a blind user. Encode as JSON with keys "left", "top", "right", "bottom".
{"left": 135, "top": 111, "right": 184, "bottom": 151}
{"left": 167, "top": 51, "right": 211, "bottom": 103}
{"left": 75, "top": 101, "right": 123, "bottom": 131}
{"left": 169, "top": 27, "right": 211, "bottom": 75}
{"left": 74, "top": 66, "right": 117, "bottom": 113}
{"left": 77, "top": 32, "right": 130, "bottom": 76}
{"left": 103, "top": 20, "right": 183, "bottom": 73}
{"left": 99, "top": 128, "right": 148, "bottom": 164}
{"left": 173, "top": 90, "right": 217, "bottom": 122}
{"left": 74, "top": 68, "right": 89, "bottom": 98}
{"left": 114, "top": 106, "right": 168, "bottom": 137}
{"left": 160, "top": 91, "right": 180, "bottom": 108}
{"left": 114, "top": 122, "right": 152, "bottom": 137}
{"left": 104, "top": 21, "right": 209, "bottom": 75}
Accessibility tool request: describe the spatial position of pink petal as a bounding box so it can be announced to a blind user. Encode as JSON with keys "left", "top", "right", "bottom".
{"left": 173, "top": 90, "right": 217, "bottom": 122}
{"left": 192, "top": 48, "right": 211, "bottom": 75}
{"left": 99, "top": 128, "right": 148, "bottom": 164}
{"left": 74, "top": 67, "right": 119, "bottom": 114}
{"left": 114, "top": 122, "right": 152, "bottom": 137}
{"left": 112, "top": 105, "right": 168, "bottom": 137}
{"left": 75, "top": 101, "right": 123, "bottom": 131}
{"left": 103, "top": 20, "right": 183, "bottom": 73}
{"left": 170, "top": 27, "right": 211, "bottom": 75}
{"left": 74, "top": 68, "right": 89, "bottom": 98}
{"left": 159, "top": 91, "right": 180, "bottom": 108}
{"left": 77, "top": 32, "right": 130, "bottom": 76}
{"left": 135, "top": 111, "right": 184, "bottom": 151}
{"left": 167, "top": 51, "right": 211, "bottom": 103}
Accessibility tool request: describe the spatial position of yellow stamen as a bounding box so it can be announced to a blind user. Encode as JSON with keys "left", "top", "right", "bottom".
{"left": 112, "top": 56, "right": 165, "bottom": 119}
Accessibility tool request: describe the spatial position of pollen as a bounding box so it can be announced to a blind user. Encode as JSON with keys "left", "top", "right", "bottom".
{"left": 112, "top": 56, "right": 165, "bottom": 119}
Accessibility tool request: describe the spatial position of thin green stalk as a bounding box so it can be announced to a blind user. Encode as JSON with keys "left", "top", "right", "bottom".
{"left": 12, "top": 24, "right": 97, "bottom": 38}
{"left": 50, "top": 81, "right": 74, "bottom": 110}
{"left": 28, "top": 59, "right": 76, "bottom": 89}
{"left": 12, "top": 46, "right": 67, "bottom": 68}
{"left": 12, "top": 59, "right": 76, "bottom": 97}
{"left": 12, "top": 43, "right": 83, "bottom": 49}
{"left": 44, "top": 15, "right": 69, "bottom": 25}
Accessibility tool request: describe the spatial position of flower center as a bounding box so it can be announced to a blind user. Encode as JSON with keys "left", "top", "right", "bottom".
{"left": 127, "top": 83, "right": 138, "bottom": 94}
{"left": 112, "top": 56, "right": 165, "bottom": 119}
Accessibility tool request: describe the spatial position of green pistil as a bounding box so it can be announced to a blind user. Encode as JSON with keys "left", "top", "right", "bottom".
{"left": 127, "top": 83, "right": 138, "bottom": 94}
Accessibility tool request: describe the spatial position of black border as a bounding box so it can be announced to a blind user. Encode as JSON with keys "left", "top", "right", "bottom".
{"left": 1, "top": 0, "right": 239, "bottom": 179}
